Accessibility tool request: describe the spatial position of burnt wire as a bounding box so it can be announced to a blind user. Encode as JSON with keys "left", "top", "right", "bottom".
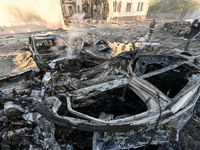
{"left": 163, "top": 31, "right": 180, "bottom": 51}
{"left": 142, "top": 92, "right": 162, "bottom": 150}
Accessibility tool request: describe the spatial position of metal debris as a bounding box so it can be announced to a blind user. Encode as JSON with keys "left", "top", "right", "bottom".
{"left": 163, "top": 21, "right": 191, "bottom": 32}
{"left": 1, "top": 29, "right": 200, "bottom": 150}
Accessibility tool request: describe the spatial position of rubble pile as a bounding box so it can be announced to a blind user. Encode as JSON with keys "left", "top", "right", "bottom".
{"left": 1, "top": 22, "right": 200, "bottom": 150}
{"left": 163, "top": 21, "right": 191, "bottom": 32}
{"left": 147, "top": 21, "right": 200, "bottom": 54}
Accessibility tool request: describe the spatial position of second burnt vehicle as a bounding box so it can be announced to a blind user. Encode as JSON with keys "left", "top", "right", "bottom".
{"left": 28, "top": 32, "right": 112, "bottom": 72}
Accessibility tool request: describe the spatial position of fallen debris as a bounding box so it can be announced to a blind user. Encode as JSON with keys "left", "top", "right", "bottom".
{"left": 1, "top": 22, "right": 200, "bottom": 150}
{"left": 163, "top": 21, "right": 191, "bottom": 32}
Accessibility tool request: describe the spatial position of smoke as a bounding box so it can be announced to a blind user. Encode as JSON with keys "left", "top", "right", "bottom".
{"left": 186, "top": 11, "right": 200, "bottom": 21}
{"left": 64, "top": 46, "right": 77, "bottom": 60}
{"left": 50, "top": 38, "right": 77, "bottom": 59}
{"left": 50, "top": 13, "right": 86, "bottom": 64}
{"left": 49, "top": 38, "right": 78, "bottom": 69}
{"left": 70, "top": 13, "right": 85, "bottom": 20}
{"left": 67, "top": 13, "right": 87, "bottom": 50}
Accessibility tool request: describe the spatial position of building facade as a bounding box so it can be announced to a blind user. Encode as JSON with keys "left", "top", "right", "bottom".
{"left": 61, "top": 0, "right": 91, "bottom": 18}
{"left": 61, "top": 0, "right": 150, "bottom": 21}
{"left": 0, "top": 0, "right": 65, "bottom": 34}
{"left": 60, "top": 0, "right": 76, "bottom": 17}
{"left": 107, "top": 0, "right": 150, "bottom": 21}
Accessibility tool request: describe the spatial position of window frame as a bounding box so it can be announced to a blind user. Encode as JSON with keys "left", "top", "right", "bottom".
{"left": 117, "top": 1, "right": 122, "bottom": 12}
{"left": 140, "top": 2, "right": 144, "bottom": 12}
{"left": 78, "top": 5, "right": 80, "bottom": 13}
{"left": 137, "top": 2, "right": 140, "bottom": 12}
{"left": 126, "top": 3, "right": 132, "bottom": 12}
{"left": 113, "top": 1, "right": 117, "bottom": 12}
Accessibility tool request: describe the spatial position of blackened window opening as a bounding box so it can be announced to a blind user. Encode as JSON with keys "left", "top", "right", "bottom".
{"left": 113, "top": 1, "right": 117, "bottom": 12}
{"left": 137, "top": 2, "right": 140, "bottom": 11}
{"left": 144, "top": 64, "right": 163, "bottom": 74}
{"left": 74, "top": 87, "right": 147, "bottom": 118}
{"left": 145, "top": 65, "right": 189, "bottom": 98}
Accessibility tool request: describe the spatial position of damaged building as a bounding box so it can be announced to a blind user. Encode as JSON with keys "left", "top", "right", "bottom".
{"left": 60, "top": 0, "right": 92, "bottom": 18}
{"left": 61, "top": 0, "right": 150, "bottom": 20}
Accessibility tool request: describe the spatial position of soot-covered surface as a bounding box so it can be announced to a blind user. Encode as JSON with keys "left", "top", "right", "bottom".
{"left": 1, "top": 21, "right": 200, "bottom": 150}
{"left": 66, "top": 87, "right": 148, "bottom": 150}
{"left": 74, "top": 87, "right": 148, "bottom": 118}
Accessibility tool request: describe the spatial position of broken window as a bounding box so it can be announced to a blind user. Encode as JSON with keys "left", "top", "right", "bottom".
{"left": 117, "top": 1, "right": 122, "bottom": 12}
{"left": 144, "top": 64, "right": 163, "bottom": 74}
{"left": 140, "top": 2, "right": 144, "bottom": 11}
{"left": 74, "top": 87, "right": 147, "bottom": 118}
{"left": 78, "top": 5, "right": 80, "bottom": 13}
{"left": 87, "top": 4, "right": 90, "bottom": 12}
{"left": 68, "top": 6, "right": 73, "bottom": 16}
{"left": 126, "top": 3, "right": 132, "bottom": 12}
{"left": 83, "top": 3, "right": 90, "bottom": 13}
{"left": 137, "top": 2, "right": 140, "bottom": 11}
{"left": 113, "top": 1, "right": 117, "bottom": 12}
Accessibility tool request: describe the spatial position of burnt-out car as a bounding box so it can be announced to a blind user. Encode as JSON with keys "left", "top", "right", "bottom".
{"left": 35, "top": 50, "right": 200, "bottom": 149}
{"left": 3, "top": 27, "right": 200, "bottom": 149}
{"left": 1, "top": 48, "right": 200, "bottom": 149}
{"left": 28, "top": 33, "right": 112, "bottom": 72}
{"left": 28, "top": 32, "right": 83, "bottom": 73}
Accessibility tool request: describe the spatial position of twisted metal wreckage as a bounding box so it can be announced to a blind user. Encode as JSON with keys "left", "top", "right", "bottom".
{"left": 1, "top": 32, "right": 200, "bottom": 150}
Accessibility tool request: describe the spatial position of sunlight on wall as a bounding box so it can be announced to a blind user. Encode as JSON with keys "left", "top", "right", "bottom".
{"left": 0, "top": 0, "right": 65, "bottom": 34}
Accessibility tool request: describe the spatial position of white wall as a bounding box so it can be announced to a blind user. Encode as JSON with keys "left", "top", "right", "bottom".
{"left": 0, "top": 0, "right": 65, "bottom": 34}
{"left": 108, "top": 0, "right": 150, "bottom": 19}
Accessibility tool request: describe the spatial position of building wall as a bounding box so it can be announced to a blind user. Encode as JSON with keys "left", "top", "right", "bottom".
{"left": 107, "top": 0, "right": 150, "bottom": 21}
{"left": 76, "top": 0, "right": 83, "bottom": 13}
{"left": 77, "top": 0, "right": 91, "bottom": 18}
{"left": 61, "top": 0, "right": 92, "bottom": 19}
{"left": 60, "top": 0, "right": 150, "bottom": 21}
{"left": 0, "top": 0, "right": 65, "bottom": 34}
{"left": 91, "top": 0, "right": 104, "bottom": 19}
{"left": 61, "top": 1, "right": 76, "bottom": 17}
